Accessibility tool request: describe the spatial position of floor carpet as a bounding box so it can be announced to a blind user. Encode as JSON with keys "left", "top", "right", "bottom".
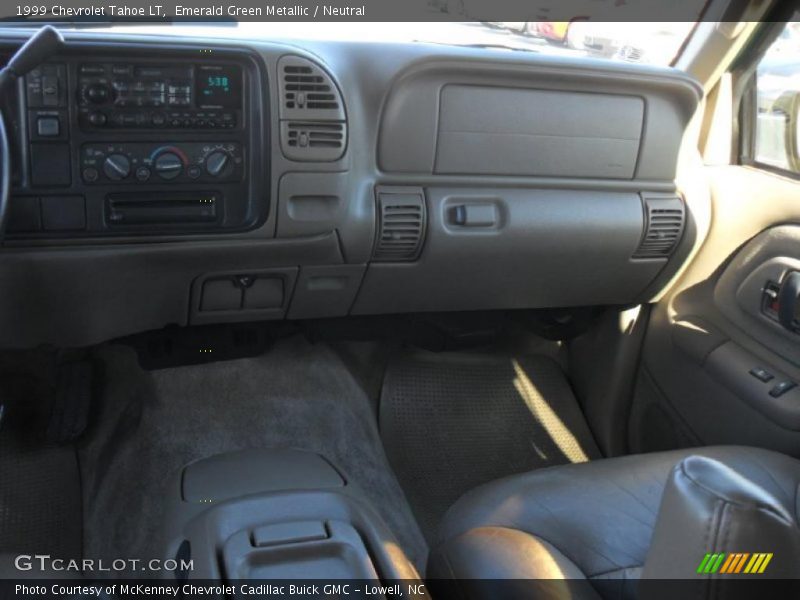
{"left": 78, "top": 336, "right": 427, "bottom": 575}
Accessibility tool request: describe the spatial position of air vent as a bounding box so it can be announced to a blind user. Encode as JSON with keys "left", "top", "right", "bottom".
{"left": 283, "top": 65, "right": 339, "bottom": 110}
{"left": 286, "top": 122, "right": 344, "bottom": 148}
{"left": 277, "top": 56, "right": 346, "bottom": 121}
{"left": 373, "top": 189, "right": 426, "bottom": 262}
{"left": 278, "top": 56, "right": 347, "bottom": 162}
{"left": 633, "top": 196, "right": 686, "bottom": 258}
{"left": 280, "top": 121, "right": 347, "bottom": 162}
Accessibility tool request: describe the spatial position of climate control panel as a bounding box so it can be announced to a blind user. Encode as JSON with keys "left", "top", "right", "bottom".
{"left": 80, "top": 142, "right": 244, "bottom": 184}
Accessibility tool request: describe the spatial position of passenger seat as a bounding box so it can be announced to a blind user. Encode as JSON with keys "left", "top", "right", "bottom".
{"left": 428, "top": 447, "right": 800, "bottom": 598}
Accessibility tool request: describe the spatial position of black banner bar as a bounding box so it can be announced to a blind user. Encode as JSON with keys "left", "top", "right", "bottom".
{"left": 2, "top": 0, "right": 725, "bottom": 24}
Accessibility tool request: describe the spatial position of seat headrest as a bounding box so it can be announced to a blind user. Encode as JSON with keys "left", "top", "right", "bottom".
{"left": 641, "top": 455, "right": 800, "bottom": 597}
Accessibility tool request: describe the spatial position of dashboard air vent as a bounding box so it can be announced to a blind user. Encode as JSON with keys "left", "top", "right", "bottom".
{"left": 633, "top": 196, "right": 686, "bottom": 259}
{"left": 283, "top": 64, "right": 339, "bottom": 110}
{"left": 280, "top": 121, "right": 346, "bottom": 162}
{"left": 373, "top": 189, "right": 426, "bottom": 262}
{"left": 277, "top": 56, "right": 346, "bottom": 121}
{"left": 278, "top": 56, "right": 347, "bottom": 162}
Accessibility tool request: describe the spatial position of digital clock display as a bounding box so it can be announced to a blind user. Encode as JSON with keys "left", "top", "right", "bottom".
{"left": 207, "top": 75, "right": 230, "bottom": 90}
{"left": 196, "top": 65, "right": 242, "bottom": 108}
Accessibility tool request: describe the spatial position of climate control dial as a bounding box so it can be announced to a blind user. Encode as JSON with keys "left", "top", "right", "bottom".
{"left": 102, "top": 154, "right": 131, "bottom": 180}
{"left": 153, "top": 151, "right": 184, "bottom": 180}
{"left": 205, "top": 150, "right": 231, "bottom": 177}
{"left": 81, "top": 142, "right": 243, "bottom": 184}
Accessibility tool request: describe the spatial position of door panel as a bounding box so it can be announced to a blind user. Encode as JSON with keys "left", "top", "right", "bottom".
{"left": 631, "top": 165, "right": 800, "bottom": 456}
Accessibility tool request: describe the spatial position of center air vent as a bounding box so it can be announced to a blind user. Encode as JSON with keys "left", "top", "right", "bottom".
{"left": 280, "top": 121, "right": 346, "bottom": 161}
{"left": 278, "top": 55, "right": 346, "bottom": 121}
{"left": 278, "top": 55, "right": 347, "bottom": 162}
{"left": 373, "top": 189, "right": 427, "bottom": 262}
{"left": 633, "top": 196, "right": 686, "bottom": 259}
{"left": 283, "top": 65, "right": 339, "bottom": 110}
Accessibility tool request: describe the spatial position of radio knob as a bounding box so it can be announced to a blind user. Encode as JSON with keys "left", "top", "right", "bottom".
{"left": 205, "top": 151, "right": 230, "bottom": 177}
{"left": 88, "top": 111, "right": 107, "bottom": 126}
{"left": 103, "top": 153, "right": 131, "bottom": 180}
{"left": 154, "top": 151, "right": 183, "bottom": 180}
{"left": 85, "top": 83, "right": 111, "bottom": 104}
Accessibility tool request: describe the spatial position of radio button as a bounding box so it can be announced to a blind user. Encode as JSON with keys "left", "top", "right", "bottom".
{"left": 82, "top": 167, "right": 99, "bottom": 183}
{"left": 85, "top": 83, "right": 111, "bottom": 104}
{"left": 80, "top": 65, "right": 106, "bottom": 75}
{"left": 135, "top": 166, "right": 151, "bottom": 182}
{"left": 37, "top": 116, "right": 60, "bottom": 137}
{"left": 88, "top": 111, "right": 107, "bottom": 126}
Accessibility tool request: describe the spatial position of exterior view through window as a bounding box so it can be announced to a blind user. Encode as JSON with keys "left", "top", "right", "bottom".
{"left": 754, "top": 16, "right": 800, "bottom": 173}
{"left": 109, "top": 20, "right": 702, "bottom": 66}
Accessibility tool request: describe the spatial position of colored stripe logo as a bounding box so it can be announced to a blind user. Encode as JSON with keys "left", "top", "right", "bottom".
{"left": 697, "top": 553, "right": 773, "bottom": 574}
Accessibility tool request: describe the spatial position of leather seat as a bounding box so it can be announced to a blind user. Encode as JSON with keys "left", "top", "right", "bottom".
{"left": 428, "top": 446, "right": 800, "bottom": 599}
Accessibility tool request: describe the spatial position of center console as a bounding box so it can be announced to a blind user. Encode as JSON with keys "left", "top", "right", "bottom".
{"left": 6, "top": 44, "right": 267, "bottom": 237}
{"left": 161, "top": 449, "right": 422, "bottom": 590}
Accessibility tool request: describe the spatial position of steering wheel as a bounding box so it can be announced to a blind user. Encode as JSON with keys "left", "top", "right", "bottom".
{"left": 0, "top": 112, "right": 9, "bottom": 241}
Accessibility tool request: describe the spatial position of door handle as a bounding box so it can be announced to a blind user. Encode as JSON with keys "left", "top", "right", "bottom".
{"left": 778, "top": 271, "right": 800, "bottom": 332}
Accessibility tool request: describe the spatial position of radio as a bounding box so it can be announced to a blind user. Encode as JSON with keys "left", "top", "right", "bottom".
{"left": 76, "top": 62, "right": 243, "bottom": 130}
{"left": 80, "top": 142, "right": 245, "bottom": 184}
{"left": 14, "top": 49, "right": 262, "bottom": 238}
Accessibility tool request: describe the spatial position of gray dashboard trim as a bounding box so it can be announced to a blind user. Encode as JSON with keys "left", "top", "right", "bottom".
{"left": 0, "top": 232, "right": 342, "bottom": 347}
{"left": 351, "top": 187, "right": 663, "bottom": 315}
{"left": 0, "top": 29, "right": 703, "bottom": 347}
{"left": 377, "top": 57, "right": 701, "bottom": 181}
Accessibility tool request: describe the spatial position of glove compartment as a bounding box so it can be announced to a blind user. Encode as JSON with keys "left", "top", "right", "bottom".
{"left": 351, "top": 188, "right": 672, "bottom": 315}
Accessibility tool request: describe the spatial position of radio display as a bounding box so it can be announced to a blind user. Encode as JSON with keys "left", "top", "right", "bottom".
{"left": 196, "top": 65, "right": 242, "bottom": 108}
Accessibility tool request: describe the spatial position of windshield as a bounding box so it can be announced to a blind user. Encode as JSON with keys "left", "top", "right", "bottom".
{"left": 52, "top": 21, "right": 701, "bottom": 67}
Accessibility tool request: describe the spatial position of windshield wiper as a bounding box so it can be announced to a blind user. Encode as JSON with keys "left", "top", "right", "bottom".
{"left": 466, "top": 43, "right": 539, "bottom": 52}
{"left": 418, "top": 41, "right": 540, "bottom": 53}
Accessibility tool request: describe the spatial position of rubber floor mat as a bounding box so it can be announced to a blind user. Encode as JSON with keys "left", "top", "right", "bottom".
{"left": 0, "top": 426, "right": 82, "bottom": 560}
{"left": 380, "top": 352, "right": 601, "bottom": 540}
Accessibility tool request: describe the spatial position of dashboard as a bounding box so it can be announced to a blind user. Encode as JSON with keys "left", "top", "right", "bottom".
{"left": 0, "top": 29, "right": 705, "bottom": 348}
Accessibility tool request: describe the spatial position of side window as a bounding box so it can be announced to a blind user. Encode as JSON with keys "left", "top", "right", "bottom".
{"left": 751, "top": 20, "right": 800, "bottom": 174}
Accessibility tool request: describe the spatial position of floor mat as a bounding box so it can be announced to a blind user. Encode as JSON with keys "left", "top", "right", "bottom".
{"left": 79, "top": 336, "right": 427, "bottom": 574}
{"left": 380, "top": 352, "right": 601, "bottom": 540}
{"left": 0, "top": 427, "right": 82, "bottom": 560}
